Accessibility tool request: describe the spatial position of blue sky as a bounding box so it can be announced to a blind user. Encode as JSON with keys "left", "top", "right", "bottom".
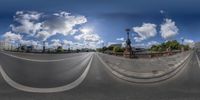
{"left": 0, "top": 0, "right": 199, "bottom": 48}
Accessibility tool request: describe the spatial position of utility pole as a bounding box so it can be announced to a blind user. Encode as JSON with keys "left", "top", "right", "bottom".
{"left": 123, "top": 28, "right": 133, "bottom": 58}
{"left": 181, "top": 37, "right": 185, "bottom": 52}
{"left": 42, "top": 41, "right": 45, "bottom": 53}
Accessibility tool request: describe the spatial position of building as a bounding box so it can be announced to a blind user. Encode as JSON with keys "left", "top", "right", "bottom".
{"left": 0, "top": 41, "right": 11, "bottom": 50}
{"left": 0, "top": 40, "right": 3, "bottom": 50}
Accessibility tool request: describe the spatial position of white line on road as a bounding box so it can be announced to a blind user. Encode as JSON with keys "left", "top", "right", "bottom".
{"left": 195, "top": 52, "right": 200, "bottom": 68}
{"left": 0, "top": 54, "right": 93, "bottom": 93}
{"left": 0, "top": 52, "right": 90, "bottom": 62}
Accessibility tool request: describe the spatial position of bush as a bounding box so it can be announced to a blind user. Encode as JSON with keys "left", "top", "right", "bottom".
{"left": 113, "top": 46, "right": 124, "bottom": 52}
{"left": 108, "top": 45, "right": 114, "bottom": 51}
{"left": 56, "top": 46, "right": 64, "bottom": 53}
{"left": 150, "top": 40, "right": 190, "bottom": 52}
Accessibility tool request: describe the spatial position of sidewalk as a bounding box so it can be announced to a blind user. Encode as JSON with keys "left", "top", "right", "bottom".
{"left": 97, "top": 51, "right": 192, "bottom": 83}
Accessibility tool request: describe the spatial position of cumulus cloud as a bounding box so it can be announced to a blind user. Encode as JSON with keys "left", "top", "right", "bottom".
{"left": 42, "top": 11, "right": 87, "bottom": 37}
{"left": 35, "top": 31, "right": 52, "bottom": 41}
{"left": 74, "top": 28, "right": 101, "bottom": 42}
{"left": 19, "top": 40, "right": 38, "bottom": 46}
{"left": 147, "top": 41, "right": 160, "bottom": 47}
{"left": 122, "top": 41, "right": 126, "bottom": 47}
{"left": 160, "top": 19, "right": 179, "bottom": 39}
{"left": 3, "top": 31, "right": 22, "bottom": 41}
{"left": 116, "top": 37, "right": 124, "bottom": 41}
{"left": 63, "top": 40, "right": 73, "bottom": 45}
{"left": 50, "top": 39, "right": 62, "bottom": 48}
{"left": 133, "top": 41, "right": 159, "bottom": 48}
{"left": 10, "top": 11, "right": 42, "bottom": 35}
{"left": 160, "top": 10, "right": 165, "bottom": 14}
{"left": 107, "top": 42, "right": 117, "bottom": 46}
{"left": 133, "top": 23, "right": 157, "bottom": 42}
{"left": 97, "top": 40, "right": 104, "bottom": 44}
{"left": 184, "top": 39, "right": 195, "bottom": 48}
{"left": 8, "top": 11, "right": 88, "bottom": 41}
{"left": 2, "top": 11, "right": 104, "bottom": 49}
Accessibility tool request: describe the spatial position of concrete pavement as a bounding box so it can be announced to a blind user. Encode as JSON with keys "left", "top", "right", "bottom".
{"left": 97, "top": 51, "right": 192, "bottom": 83}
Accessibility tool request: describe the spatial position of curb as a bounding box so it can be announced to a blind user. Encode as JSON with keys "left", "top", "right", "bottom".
{"left": 96, "top": 51, "right": 193, "bottom": 83}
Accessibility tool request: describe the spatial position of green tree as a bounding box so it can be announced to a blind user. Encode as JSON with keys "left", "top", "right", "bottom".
{"left": 102, "top": 46, "right": 107, "bottom": 52}
{"left": 56, "top": 46, "right": 63, "bottom": 53}
{"left": 150, "top": 40, "right": 186, "bottom": 52}
{"left": 165, "top": 40, "right": 180, "bottom": 50}
{"left": 183, "top": 45, "right": 190, "bottom": 50}
{"left": 113, "top": 46, "right": 124, "bottom": 52}
{"left": 108, "top": 45, "right": 115, "bottom": 51}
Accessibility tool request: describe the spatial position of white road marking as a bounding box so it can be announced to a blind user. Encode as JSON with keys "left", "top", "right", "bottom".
{"left": 0, "top": 52, "right": 90, "bottom": 62}
{"left": 195, "top": 52, "right": 200, "bottom": 68}
{"left": 0, "top": 54, "right": 93, "bottom": 93}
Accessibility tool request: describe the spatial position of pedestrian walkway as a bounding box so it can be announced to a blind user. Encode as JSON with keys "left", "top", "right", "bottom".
{"left": 97, "top": 51, "right": 192, "bottom": 82}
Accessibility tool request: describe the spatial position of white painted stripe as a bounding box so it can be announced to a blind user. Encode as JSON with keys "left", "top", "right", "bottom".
{"left": 195, "top": 52, "right": 200, "bottom": 68}
{"left": 0, "top": 54, "right": 93, "bottom": 93}
{"left": 0, "top": 52, "right": 90, "bottom": 62}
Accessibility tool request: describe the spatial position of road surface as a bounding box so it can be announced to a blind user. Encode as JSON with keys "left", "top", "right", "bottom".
{"left": 0, "top": 51, "right": 200, "bottom": 100}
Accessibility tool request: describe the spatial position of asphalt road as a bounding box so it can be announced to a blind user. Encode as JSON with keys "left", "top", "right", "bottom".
{"left": 0, "top": 51, "right": 200, "bottom": 100}
{"left": 0, "top": 52, "right": 92, "bottom": 88}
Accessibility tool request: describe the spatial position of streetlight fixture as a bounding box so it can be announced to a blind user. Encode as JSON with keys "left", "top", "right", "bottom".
{"left": 42, "top": 41, "right": 45, "bottom": 53}
{"left": 181, "top": 37, "right": 185, "bottom": 52}
{"left": 123, "top": 28, "right": 133, "bottom": 58}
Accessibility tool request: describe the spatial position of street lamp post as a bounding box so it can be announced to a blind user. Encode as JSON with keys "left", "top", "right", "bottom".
{"left": 181, "top": 37, "right": 185, "bottom": 52}
{"left": 42, "top": 41, "right": 45, "bottom": 53}
{"left": 123, "top": 28, "right": 133, "bottom": 58}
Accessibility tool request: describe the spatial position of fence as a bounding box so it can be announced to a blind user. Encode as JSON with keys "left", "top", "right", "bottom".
{"left": 103, "top": 50, "right": 182, "bottom": 58}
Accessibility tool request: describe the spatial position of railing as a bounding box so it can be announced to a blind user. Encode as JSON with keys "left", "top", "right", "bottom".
{"left": 103, "top": 50, "right": 183, "bottom": 58}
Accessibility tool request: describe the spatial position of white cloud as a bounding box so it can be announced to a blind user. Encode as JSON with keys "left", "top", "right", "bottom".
{"left": 184, "top": 39, "right": 194, "bottom": 44}
{"left": 116, "top": 37, "right": 124, "bottom": 41}
{"left": 42, "top": 11, "right": 87, "bottom": 36}
{"left": 10, "top": 11, "right": 42, "bottom": 35}
{"left": 147, "top": 41, "right": 160, "bottom": 47}
{"left": 35, "top": 31, "right": 52, "bottom": 41}
{"left": 15, "top": 11, "right": 41, "bottom": 20}
{"left": 133, "top": 41, "right": 160, "bottom": 48}
{"left": 134, "top": 43, "right": 145, "bottom": 48}
{"left": 74, "top": 28, "right": 101, "bottom": 42}
{"left": 160, "top": 10, "right": 165, "bottom": 14}
{"left": 184, "top": 39, "right": 195, "bottom": 48}
{"left": 122, "top": 41, "right": 126, "bottom": 47}
{"left": 107, "top": 42, "right": 117, "bottom": 46}
{"left": 3, "top": 11, "right": 104, "bottom": 49}
{"left": 19, "top": 40, "right": 38, "bottom": 46}
{"left": 3, "top": 31, "right": 22, "bottom": 41}
{"left": 63, "top": 40, "right": 73, "bottom": 45}
{"left": 160, "top": 18, "right": 179, "bottom": 39}
{"left": 133, "top": 23, "right": 157, "bottom": 42}
{"left": 50, "top": 39, "right": 62, "bottom": 48}
{"left": 9, "top": 11, "right": 88, "bottom": 41}
{"left": 98, "top": 40, "right": 104, "bottom": 43}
